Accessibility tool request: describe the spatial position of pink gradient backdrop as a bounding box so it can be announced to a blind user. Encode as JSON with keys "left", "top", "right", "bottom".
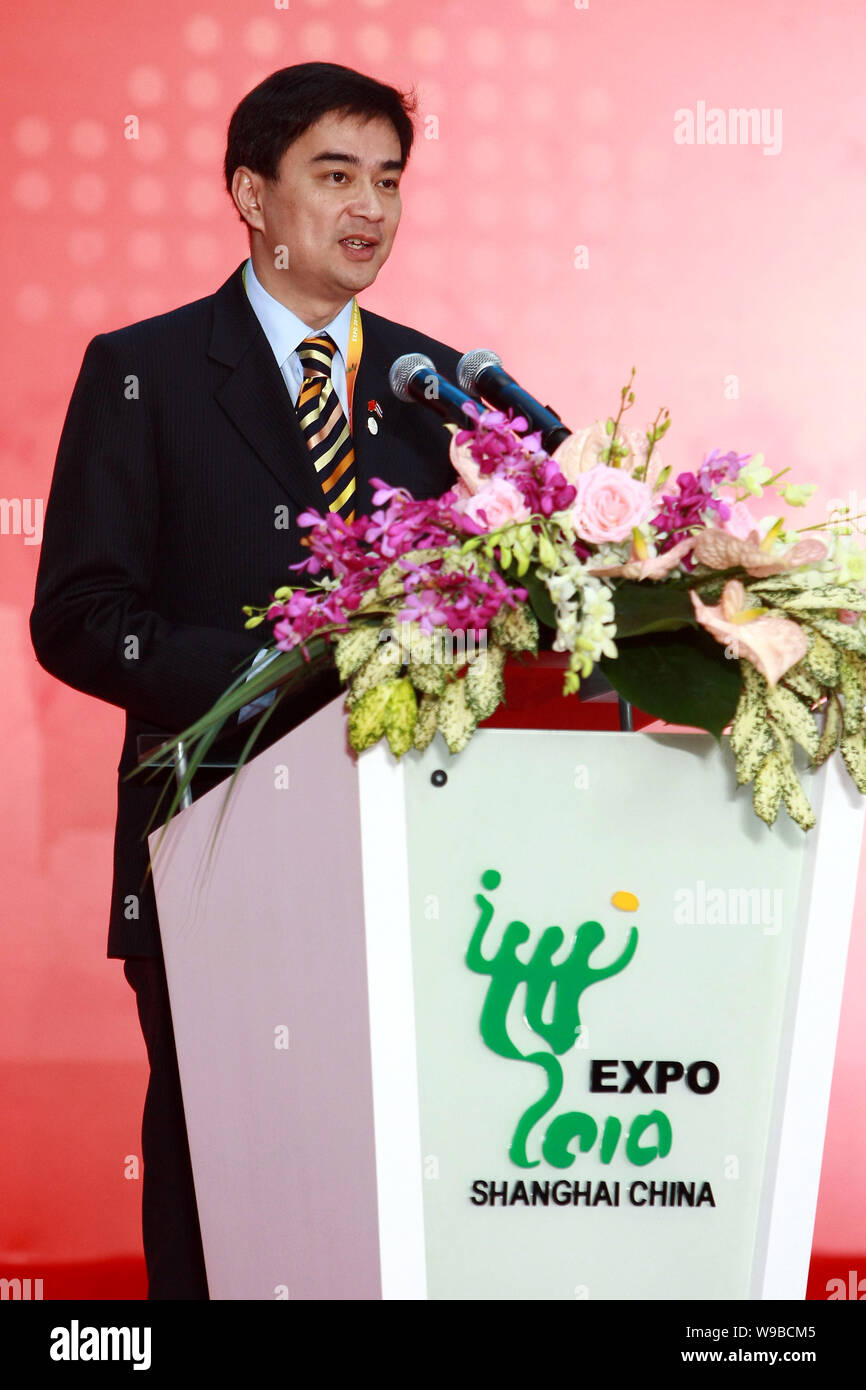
{"left": 2, "top": 0, "right": 864, "bottom": 1296}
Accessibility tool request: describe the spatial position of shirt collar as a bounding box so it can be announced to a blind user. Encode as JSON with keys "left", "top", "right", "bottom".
{"left": 243, "top": 257, "right": 354, "bottom": 370}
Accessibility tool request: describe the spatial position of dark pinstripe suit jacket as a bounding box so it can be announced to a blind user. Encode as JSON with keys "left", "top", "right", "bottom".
{"left": 30, "top": 261, "right": 462, "bottom": 957}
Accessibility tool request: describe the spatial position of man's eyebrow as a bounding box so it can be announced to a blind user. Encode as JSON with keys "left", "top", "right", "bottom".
{"left": 308, "top": 150, "right": 403, "bottom": 172}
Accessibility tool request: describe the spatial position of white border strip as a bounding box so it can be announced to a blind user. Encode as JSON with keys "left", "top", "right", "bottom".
{"left": 759, "top": 756, "right": 865, "bottom": 1297}
{"left": 357, "top": 745, "right": 427, "bottom": 1300}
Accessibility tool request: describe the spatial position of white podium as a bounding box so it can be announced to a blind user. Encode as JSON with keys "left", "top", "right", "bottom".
{"left": 149, "top": 692, "right": 863, "bottom": 1300}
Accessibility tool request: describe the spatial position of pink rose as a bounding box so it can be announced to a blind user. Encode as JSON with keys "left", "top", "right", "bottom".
{"left": 460, "top": 478, "right": 530, "bottom": 531}
{"left": 569, "top": 465, "right": 653, "bottom": 543}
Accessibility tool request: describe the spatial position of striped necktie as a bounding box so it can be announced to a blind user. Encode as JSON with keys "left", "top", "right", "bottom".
{"left": 295, "top": 334, "right": 356, "bottom": 523}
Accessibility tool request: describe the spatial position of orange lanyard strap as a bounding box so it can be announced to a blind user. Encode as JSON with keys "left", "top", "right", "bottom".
{"left": 344, "top": 298, "right": 362, "bottom": 432}
{"left": 242, "top": 263, "right": 363, "bottom": 432}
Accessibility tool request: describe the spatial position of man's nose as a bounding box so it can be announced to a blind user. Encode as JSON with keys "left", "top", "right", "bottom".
{"left": 349, "top": 181, "right": 387, "bottom": 220}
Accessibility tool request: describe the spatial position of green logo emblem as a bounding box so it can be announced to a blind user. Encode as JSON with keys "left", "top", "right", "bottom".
{"left": 468, "top": 869, "right": 671, "bottom": 1168}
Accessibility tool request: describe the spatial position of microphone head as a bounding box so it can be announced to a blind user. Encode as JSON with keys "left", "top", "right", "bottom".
{"left": 457, "top": 348, "right": 502, "bottom": 394}
{"left": 389, "top": 352, "right": 436, "bottom": 402}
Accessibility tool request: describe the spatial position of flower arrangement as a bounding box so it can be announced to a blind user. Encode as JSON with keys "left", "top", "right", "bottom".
{"left": 138, "top": 374, "right": 866, "bottom": 834}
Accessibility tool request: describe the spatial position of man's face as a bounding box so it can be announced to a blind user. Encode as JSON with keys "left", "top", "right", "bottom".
{"left": 251, "top": 111, "right": 403, "bottom": 304}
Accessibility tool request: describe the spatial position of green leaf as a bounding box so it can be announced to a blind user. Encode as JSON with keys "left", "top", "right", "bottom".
{"left": 383, "top": 678, "right": 418, "bottom": 758}
{"left": 537, "top": 533, "right": 558, "bottom": 570}
{"left": 520, "top": 568, "right": 558, "bottom": 630}
{"left": 598, "top": 628, "right": 742, "bottom": 739}
{"left": 348, "top": 680, "right": 396, "bottom": 752}
{"left": 611, "top": 581, "right": 699, "bottom": 639}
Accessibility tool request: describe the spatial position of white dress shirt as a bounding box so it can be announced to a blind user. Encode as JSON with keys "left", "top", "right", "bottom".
{"left": 242, "top": 256, "right": 354, "bottom": 418}
{"left": 238, "top": 258, "right": 355, "bottom": 723}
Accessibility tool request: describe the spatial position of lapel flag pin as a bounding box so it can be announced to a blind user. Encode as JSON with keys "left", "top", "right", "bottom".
{"left": 367, "top": 399, "right": 383, "bottom": 434}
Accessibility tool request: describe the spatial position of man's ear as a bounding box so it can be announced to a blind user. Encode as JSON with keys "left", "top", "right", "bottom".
{"left": 231, "top": 167, "right": 266, "bottom": 232}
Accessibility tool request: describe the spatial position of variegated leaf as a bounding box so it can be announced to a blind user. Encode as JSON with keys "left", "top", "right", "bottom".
{"left": 838, "top": 652, "right": 865, "bottom": 734}
{"left": 437, "top": 678, "right": 478, "bottom": 754}
{"left": 728, "top": 681, "right": 766, "bottom": 757}
{"left": 740, "top": 658, "right": 768, "bottom": 700}
{"left": 803, "top": 631, "right": 839, "bottom": 685}
{"left": 374, "top": 548, "right": 442, "bottom": 600}
{"left": 840, "top": 729, "right": 866, "bottom": 794}
{"left": 334, "top": 625, "right": 382, "bottom": 682}
{"left": 347, "top": 680, "right": 397, "bottom": 753}
{"left": 782, "top": 662, "right": 824, "bottom": 703}
{"left": 763, "top": 584, "right": 866, "bottom": 612}
{"left": 465, "top": 642, "right": 507, "bottom": 722}
{"left": 814, "top": 695, "right": 841, "bottom": 767}
{"left": 747, "top": 574, "right": 813, "bottom": 594}
{"left": 413, "top": 694, "right": 440, "bottom": 752}
{"left": 809, "top": 617, "right": 866, "bottom": 655}
{"left": 407, "top": 659, "right": 448, "bottom": 696}
{"left": 347, "top": 639, "right": 402, "bottom": 703}
{"left": 383, "top": 678, "right": 418, "bottom": 759}
{"left": 771, "top": 722, "right": 793, "bottom": 764}
{"left": 780, "top": 762, "right": 816, "bottom": 830}
{"left": 733, "top": 718, "right": 775, "bottom": 785}
{"left": 400, "top": 624, "right": 434, "bottom": 665}
{"left": 766, "top": 684, "right": 819, "bottom": 757}
{"left": 491, "top": 602, "right": 539, "bottom": 654}
{"left": 753, "top": 750, "right": 784, "bottom": 826}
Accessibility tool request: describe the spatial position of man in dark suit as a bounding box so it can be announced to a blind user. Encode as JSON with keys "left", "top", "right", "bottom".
{"left": 29, "top": 62, "right": 463, "bottom": 1299}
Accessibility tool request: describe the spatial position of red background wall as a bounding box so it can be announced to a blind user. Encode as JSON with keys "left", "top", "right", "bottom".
{"left": 2, "top": 0, "right": 864, "bottom": 1298}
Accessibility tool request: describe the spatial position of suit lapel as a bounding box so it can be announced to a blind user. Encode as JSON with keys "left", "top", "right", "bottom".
{"left": 353, "top": 309, "right": 456, "bottom": 512}
{"left": 352, "top": 309, "right": 403, "bottom": 510}
{"left": 209, "top": 264, "right": 329, "bottom": 516}
{"left": 208, "top": 273, "right": 443, "bottom": 521}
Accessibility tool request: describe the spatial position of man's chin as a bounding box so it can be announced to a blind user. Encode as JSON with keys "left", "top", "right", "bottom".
{"left": 339, "top": 267, "right": 382, "bottom": 296}
{"left": 333, "top": 250, "right": 388, "bottom": 294}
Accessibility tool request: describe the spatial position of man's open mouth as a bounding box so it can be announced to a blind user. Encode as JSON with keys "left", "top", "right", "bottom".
{"left": 340, "top": 237, "right": 377, "bottom": 248}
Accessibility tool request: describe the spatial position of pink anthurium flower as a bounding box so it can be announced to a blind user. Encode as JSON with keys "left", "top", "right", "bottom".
{"left": 587, "top": 531, "right": 696, "bottom": 579}
{"left": 690, "top": 580, "right": 808, "bottom": 686}
{"left": 692, "top": 526, "right": 827, "bottom": 577}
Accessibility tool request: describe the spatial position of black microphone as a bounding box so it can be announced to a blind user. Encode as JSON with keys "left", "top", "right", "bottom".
{"left": 389, "top": 353, "right": 480, "bottom": 428}
{"left": 456, "top": 349, "right": 572, "bottom": 452}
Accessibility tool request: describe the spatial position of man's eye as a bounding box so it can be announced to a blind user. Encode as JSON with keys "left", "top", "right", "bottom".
{"left": 380, "top": 179, "right": 399, "bottom": 190}
{"left": 327, "top": 171, "right": 348, "bottom": 183}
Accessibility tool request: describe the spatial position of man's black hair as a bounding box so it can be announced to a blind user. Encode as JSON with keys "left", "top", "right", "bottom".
{"left": 224, "top": 62, "right": 417, "bottom": 209}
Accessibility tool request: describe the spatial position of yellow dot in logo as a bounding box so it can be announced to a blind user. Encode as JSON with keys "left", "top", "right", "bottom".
{"left": 611, "top": 890, "right": 639, "bottom": 912}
